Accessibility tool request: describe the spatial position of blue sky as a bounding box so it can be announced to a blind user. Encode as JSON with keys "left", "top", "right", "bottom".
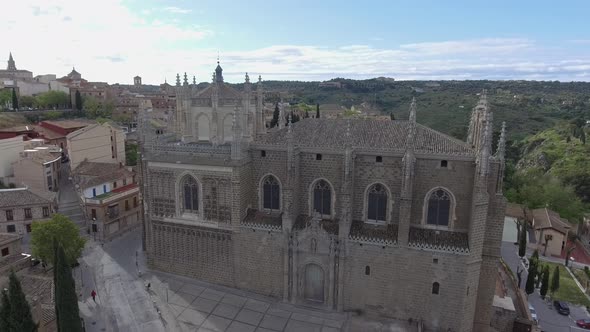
{"left": 2, "top": 0, "right": 590, "bottom": 83}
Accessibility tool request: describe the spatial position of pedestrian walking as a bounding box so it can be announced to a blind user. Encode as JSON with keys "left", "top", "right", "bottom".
{"left": 91, "top": 289, "right": 97, "bottom": 302}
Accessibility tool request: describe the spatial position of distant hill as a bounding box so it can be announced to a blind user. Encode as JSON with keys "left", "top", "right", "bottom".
{"left": 246, "top": 79, "right": 590, "bottom": 141}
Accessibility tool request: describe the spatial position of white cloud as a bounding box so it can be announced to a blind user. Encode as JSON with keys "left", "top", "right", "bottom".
{"left": 0, "top": 1, "right": 588, "bottom": 84}
{"left": 162, "top": 6, "right": 192, "bottom": 14}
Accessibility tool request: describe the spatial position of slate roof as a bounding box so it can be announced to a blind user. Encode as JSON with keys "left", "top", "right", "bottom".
{"left": 194, "top": 83, "right": 242, "bottom": 100}
{"left": 0, "top": 188, "right": 56, "bottom": 208}
{"left": 532, "top": 208, "right": 571, "bottom": 234}
{"left": 73, "top": 161, "right": 134, "bottom": 189}
{"left": 255, "top": 118, "right": 474, "bottom": 156}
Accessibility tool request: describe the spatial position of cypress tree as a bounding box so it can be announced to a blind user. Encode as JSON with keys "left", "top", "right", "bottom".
{"left": 305, "top": 110, "right": 309, "bottom": 118}
{"left": 550, "top": 265, "right": 560, "bottom": 295}
{"left": 0, "top": 289, "right": 11, "bottom": 331}
{"left": 540, "top": 265, "right": 550, "bottom": 299}
{"left": 75, "top": 90, "right": 82, "bottom": 111}
{"left": 316, "top": 103, "right": 320, "bottom": 118}
{"left": 11, "top": 89, "right": 18, "bottom": 110}
{"left": 532, "top": 249, "right": 539, "bottom": 260}
{"left": 54, "top": 244, "right": 83, "bottom": 332}
{"left": 7, "top": 271, "right": 37, "bottom": 331}
{"left": 581, "top": 130, "right": 586, "bottom": 145}
{"left": 390, "top": 112, "right": 395, "bottom": 120}
{"left": 270, "top": 103, "right": 279, "bottom": 128}
{"left": 525, "top": 260, "right": 536, "bottom": 295}
{"left": 518, "top": 221, "right": 527, "bottom": 258}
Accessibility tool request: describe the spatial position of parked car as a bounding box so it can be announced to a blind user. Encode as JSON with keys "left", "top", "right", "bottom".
{"left": 576, "top": 319, "right": 590, "bottom": 329}
{"left": 553, "top": 300, "right": 570, "bottom": 315}
{"left": 528, "top": 303, "right": 538, "bottom": 324}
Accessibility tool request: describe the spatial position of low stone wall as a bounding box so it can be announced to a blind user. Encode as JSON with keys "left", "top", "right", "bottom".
{"left": 0, "top": 254, "right": 32, "bottom": 276}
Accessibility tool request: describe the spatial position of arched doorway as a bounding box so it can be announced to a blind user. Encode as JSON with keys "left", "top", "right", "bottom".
{"left": 304, "top": 264, "right": 324, "bottom": 303}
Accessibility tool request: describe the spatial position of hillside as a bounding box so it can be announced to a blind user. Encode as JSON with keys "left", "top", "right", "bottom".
{"left": 255, "top": 79, "right": 590, "bottom": 141}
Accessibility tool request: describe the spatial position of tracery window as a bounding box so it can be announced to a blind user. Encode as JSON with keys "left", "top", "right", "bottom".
{"left": 182, "top": 176, "right": 199, "bottom": 213}
{"left": 367, "top": 184, "right": 387, "bottom": 222}
{"left": 426, "top": 189, "right": 451, "bottom": 226}
{"left": 313, "top": 180, "right": 332, "bottom": 216}
{"left": 262, "top": 176, "right": 280, "bottom": 211}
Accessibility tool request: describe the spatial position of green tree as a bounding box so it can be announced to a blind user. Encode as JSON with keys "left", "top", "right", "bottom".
{"left": 54, "top": 243, "right": 83, "bottom": 332}
{"left": 35, "top": 91, "right": 68, "bottom": 109}
{"left": 6, "top": 271, "right": 36, "bottom": 331}
{"left": 0, "top": 289, "right": 11, "bottom": 331}
{"left": 316, "top": 103, "right": 320, "bottom": 118}
{"left": 11, "top": 89, "right": 18, "bottom": 110}
{"left": 30, "top": 214, "right": 86, "bottom": 265}
{"left": 550, "top": 265, "right": 560, "bottom": 295}
{"left": 581, "top": 130, "right": 586, "bottom": 145}
{"left": 0, "top": 89, "right": 11, "bottom": 110}
{"left": 518, "top": 220, "right": 527, "bottom": 258}
{"left": 540, "top": 265, "right": 550, "bottom": 299}
{"left": 270, "top": 103, "right": 279, "bottom": 128}
{"left": 19, "top": 95, "right": 36, "bottom": 109}
{"left": 525, "top": 264, "right": 536, "bottom": 295}
{"left": 125, "top": 142, "right": 138, "bottom": 166}
{"left": 389, "top": 112, "right": 395, "bottom": 120}
{"left": 75, "top": 90, "right": 82, "bottom": 111}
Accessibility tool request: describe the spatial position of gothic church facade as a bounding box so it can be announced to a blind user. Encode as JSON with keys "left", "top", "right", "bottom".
{"left": 139, "top": 63, "right": 506, "bottom": 332}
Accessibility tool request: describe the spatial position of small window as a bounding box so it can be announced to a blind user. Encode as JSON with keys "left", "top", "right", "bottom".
{"left": 103, "top": 185, "right": 107, "bottom": 193}
{"left": 26, "top": 224, "right": 32, "bottom": 233}
{"left": 123, "top": 178, "right": 127, "bottom": 186}
{"left": 1, "top": 248, "right": 8, "bottom": 257}
{"left": 316, "top": 154, "right": 322, "bottom": 160}
{"left": 92, "top": 188, "right": 97, "bottom": 197}
{"left": 91, "top": 209, "right": 97, "bottom": 220}
{"left": 432, "top": 282, "right": 440, "bottom": 295}
{"left": 113, "top": 181, "right": 117, "bottom": 189}
{"left": 433, "top": 258, "right": 439, "bottom": 264}
{"left": 133, "top": 197, "right": 138, "bottom": 208}
{"left": 376, "top": 156, "right": 383, "bottom": 163}
{"left": 365, "top": 266, "right": 370, "bottom": 275}
{"left": 5, "top": 210, "right": 13, "bottom": 221}
{"left": 6, "top": 225, "right": 16, "bottom": 233}
{"left": 261, "top": 150, "right": 266, "bottom": 157}
{"left": 125, "top": 200, "right": 130, "bottom": 211}
{"left": 24, "top": 208, "right": 32, "bottom": 219}
{"left": 440, "top": 160, "right": 448, "bottom": 168}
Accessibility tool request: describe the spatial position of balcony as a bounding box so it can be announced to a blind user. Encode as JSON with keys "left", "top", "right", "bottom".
{"left": 408, "top": 226, "right": 469, "bottom": 254}
{"left": 85, "top": 184, "right": 139, "bottom": 205}
{"left": 348, "top": 220, "right": 397, "bottom": 245}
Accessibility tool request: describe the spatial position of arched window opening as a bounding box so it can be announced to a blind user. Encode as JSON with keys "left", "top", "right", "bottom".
{"left": 432, "top": 282, "right": 440, "bottom": 295}
{"left": 182, "top": 176, "right": 199, "bottom": 213}
{"left": 313, "top": 180, "right": 331, "bottom": 216}
{"left": 426, "top": 189, "right": 451, "bottom": 226}
{"left": 367, "top": 184, "right": 387, "bottom": 222}
{"left": 263, "top": 176, "right": 280, "bottom": 211}
{"left": 365, "top": 266, "right": 371, "bottom": 275}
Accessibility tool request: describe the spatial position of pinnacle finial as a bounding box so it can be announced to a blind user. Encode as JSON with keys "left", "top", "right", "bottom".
{"left": 175, "top": 73, "right": 181, "bottom": 86}
{"left": 409, "top": 97, "right": 417, "bottom": 123}
{"left": 495, "top": 121, "right": 506, "bottom": 160}
{"left": 193, "top": 75, "right": 196, "bottom": 85}
{"left": 245, "top": 72, "right": 250, "bottom": 83}
{"left": 183, "top": 72, "right": 189, "bottom": 86}
{"left": 258, "top": 75, "right": 262, "bottom": 83}
{"left": 287, "top": 113, "right": 293, "bottom": 133}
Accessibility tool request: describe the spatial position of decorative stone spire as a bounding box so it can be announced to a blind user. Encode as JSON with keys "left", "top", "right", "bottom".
{"left": 215, "top": 60, "right": 223, "bottom": 83}
{"left": 258, "top": 75, "right": 262, "bottom": 83}
{"left": 183, "top": 72, "right": 188, "bottom": 86}
{"left": 408, "top": 97, "right": 417, "bottom": 123}
{"left": 231, "top": 107, "right": 242, "bottom": 160}
{"left": 7, "top": 52, "right": 16, "bottom": 71}
{"left": 245, "top": 72, "right": 250, "bottom": 84}
{"left": 477, "top": 111, "right": 492, "bottom": 176}
{"left": 467, "top": 89, "right": 489, "bottom": 148}
{"left": 344, "top": 120, "right": 353, "bottom": 179}
{"left": 287, "top": 113, "right": 293, "bottom": 134}
{"left": 175, "top": 73, "right": 181, "bottom": 86}
{"left": 495, "top": 121, "right": 506, "bottom": 160}
{"left": 192, "top": 75, "right": 196, "bottom": 85}
{"left": 278, "top": 102, "right": 284, "bottom": 129}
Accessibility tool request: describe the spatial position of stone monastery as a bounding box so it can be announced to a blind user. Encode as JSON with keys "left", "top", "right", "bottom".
{"left": 138, "top": 62, "right": 507, "bottom": 332}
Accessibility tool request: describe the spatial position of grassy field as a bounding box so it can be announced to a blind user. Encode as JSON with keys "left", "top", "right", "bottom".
{"left": 543, "top": 262, "right": 590, "bottom": 307}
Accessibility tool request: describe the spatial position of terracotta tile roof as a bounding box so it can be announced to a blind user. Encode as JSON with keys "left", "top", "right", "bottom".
{"left": 30, "top": 125, "right": 63, "bottom": 140}
{"left": 255, "top": 118, "right": 474, "bottom": 156}
{"left": 41, "top": 120, "right": 90, "bottom": 129}
{"left": 532, "top": 208, "right": 571, "bottom": 234}
{"left": 73, "top": 161, "right": 133, "bottom": 189}
{"left": 0, "top": 125, "right": 35, "bottom": 133}
{"left": 194, "top": 83, "right": 242, "bottom": 99}
{"left": 0, "top": 188, "right": 56, "bottom": 207}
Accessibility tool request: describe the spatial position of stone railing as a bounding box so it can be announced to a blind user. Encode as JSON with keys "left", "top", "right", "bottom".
{"left": 240, "top": 209, "right": 282, "bottom": 232}
{"left": 348, "top": 220, "right": 398, "bottom": 246}
{"left": 151, "top": 141, "right": 231, "bottom": 156}
{"left": 408, "top": 226, "right": 469, "bottom": 254}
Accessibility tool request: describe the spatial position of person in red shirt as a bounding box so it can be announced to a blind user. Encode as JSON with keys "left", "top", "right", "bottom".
{"left": 91, "top": 290, "right": 97, "bottom": 302}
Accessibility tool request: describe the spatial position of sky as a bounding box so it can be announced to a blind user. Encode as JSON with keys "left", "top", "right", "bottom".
{"left": 1, "top": 0, "right": 590, "bottom": 84}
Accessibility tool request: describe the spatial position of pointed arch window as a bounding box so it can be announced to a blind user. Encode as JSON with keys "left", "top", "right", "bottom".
{"left": 313, "top": 180, "right": 331, "bottom": 216}
{"left": 263, "top": 176, "right": 280, "bottom": 211}
{"left": 182, "top": 176, "right": 199, "bottom": 213}
{"left": 367, "top": 184, "right": 387, "bottom": 222}
{"left": 426, "top": 189, "right": 451, "bottom": 226}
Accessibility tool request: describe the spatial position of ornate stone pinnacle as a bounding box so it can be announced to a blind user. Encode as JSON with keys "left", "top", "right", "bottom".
{"left": 245, "top": 72, "right": 250, "bottom": 83}
{"left": 192, "top": 75, "right": 196, "bottom": 85}
{"left": 287, "top": 113, "right": 292, "bottom": 133}
{"left": 409, "top": 97, "right": 417, "bottom": 123}
{"left": 258, "top": 75, "right": 262, "bottom": 83}
{"left": 175, "top": 73, "right": 181, "bottom": 86}
{"left": 183, "top": 72, "right": 188, "bottom": 86}
{"left": 495, "top": 121, "right": 506, "bottom": 159}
